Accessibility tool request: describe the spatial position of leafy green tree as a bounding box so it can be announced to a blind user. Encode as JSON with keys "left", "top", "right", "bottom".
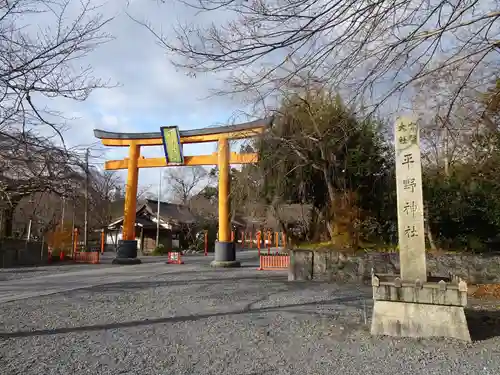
{"left": 257, "top": 88, "right": 394, "bottom": 246}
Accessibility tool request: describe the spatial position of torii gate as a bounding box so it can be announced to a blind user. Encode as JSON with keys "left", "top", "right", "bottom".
{"left": 94, "top": 118, "right": 272, "bottom": 266}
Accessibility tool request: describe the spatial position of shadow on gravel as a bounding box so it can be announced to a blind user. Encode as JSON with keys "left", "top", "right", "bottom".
{"left": 239, "top": 264, "right": 260, "bottom": 268}
{"left": 466, "top": 308, "right": 500, "bottom": 341}
{"left": 0, "top": 268, "right": 47, "bottom": 273}
{"left": 0, "top": 269, "right": 248, "bottom": 289}
{"left": 64, "top": 275, "right": 293, "bottom": 294}
{"left": 0, "top": 294, "right": 368, "bottom": 339}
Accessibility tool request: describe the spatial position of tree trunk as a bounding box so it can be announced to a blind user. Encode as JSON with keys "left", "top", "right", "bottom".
{"left": 269, "top": 194, "right": 289, "bottom": 240}
{"left": 325, "top": 214, "right": 335, "bottom": 242}
{"left": 308, "top": 207, "right": 323, "bottom": 242}
{"left": 0, "top": 205, "right": 15, "bottom": 239}
{"left": 322, "top": 166, "right": 337, "bottom": 243}
{"left": 424, "top": 206, "right": 437, "bottom": 251}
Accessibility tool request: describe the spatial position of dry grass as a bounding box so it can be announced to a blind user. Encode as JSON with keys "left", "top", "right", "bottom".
{"left": 295, "top": 241, "right": 334, "bottom": 250}
{"left": 471, "top": 284, "right": 500, "bottom": 300}
{"left": 294, "top": 241, "right": 463, "bottom": 256}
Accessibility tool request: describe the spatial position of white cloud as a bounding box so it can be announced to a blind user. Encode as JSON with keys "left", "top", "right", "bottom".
{"left": 101, "top": 115, "right": 119, "bottom": 128}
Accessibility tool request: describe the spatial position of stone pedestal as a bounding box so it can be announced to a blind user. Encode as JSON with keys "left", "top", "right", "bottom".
{"left": 112, "top": 240, "right": 142, "bottom": 265}
{"left": 210, "top": 241, "right": 240, "bottom": 268}
{"left": 287, "top": 249, "right": 313, "bottom": 281}
{"left": 370, "top": 273, "right": 471, "bottom": 341}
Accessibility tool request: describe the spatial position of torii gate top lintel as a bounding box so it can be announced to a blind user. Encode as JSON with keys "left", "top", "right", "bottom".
{"left": 93, "top": 117, "right": 273, "bottom": 146}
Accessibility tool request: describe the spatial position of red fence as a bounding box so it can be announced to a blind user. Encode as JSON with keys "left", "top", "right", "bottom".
{"left": 258, "top": 254, "right": 290, "bottom": 270}
{"left": 73, "top": 251, "right": 100, "bottom": 264}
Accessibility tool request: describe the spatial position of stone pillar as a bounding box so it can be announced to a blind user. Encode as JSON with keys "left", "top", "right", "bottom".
{"left": 394, "top": 117, "right": 426, "bottom": 281}
{"left": 113, "top": 142, "right": 142, "bottom": 265}
{"left": 370, "top": 117, "right": 470, "bottom": 341}
{"left": 211, "top": 137, "right": 240, "bottom": 267}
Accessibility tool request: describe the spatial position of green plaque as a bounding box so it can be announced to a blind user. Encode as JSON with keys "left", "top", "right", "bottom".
{"left": 160, "top": 126, "right": 184, "bottom": 164}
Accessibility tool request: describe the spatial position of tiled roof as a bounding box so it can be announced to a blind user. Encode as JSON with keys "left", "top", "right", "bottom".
{"left": 145, "top": 199, "right": 196, "bottom": 224}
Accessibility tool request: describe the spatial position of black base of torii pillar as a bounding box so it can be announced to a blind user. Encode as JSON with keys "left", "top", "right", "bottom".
{"left": 112, "top": 240, "right": 142, "bottom": 265}
{"left": 210, "top": 241, "right": 240, "bottom": 268}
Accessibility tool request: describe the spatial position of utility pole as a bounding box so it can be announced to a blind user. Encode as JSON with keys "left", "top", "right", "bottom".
{"left": 71, "top": 201, "right": 76, "bottom": 247}
{"left": 26, "top": 219, "right": 32, "bottom": 243}
{"left": 60, "top": 196, "right": 66, "bottom": 232}
{"left": 84, "top": 148, "right": 89, "bottom": 249}
{"left": 156, "top": 169, "right": 162, "bottom": 247}
{"left": 26, "top": 196, "right": 35, "bottom": 243}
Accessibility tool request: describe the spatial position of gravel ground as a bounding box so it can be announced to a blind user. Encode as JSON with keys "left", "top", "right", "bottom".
{"left": 0, "top": 263, "right": 115, "bottom": 281}
{"left": 0, "top": 253, "right": 171, "bottom": 281}
{"left": 0, "top": 264, "right": 499, "bottom": 375}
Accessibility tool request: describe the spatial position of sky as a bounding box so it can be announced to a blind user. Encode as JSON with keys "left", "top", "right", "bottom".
{"left": 36, "top": 0, "right": 251, "bottom": 195}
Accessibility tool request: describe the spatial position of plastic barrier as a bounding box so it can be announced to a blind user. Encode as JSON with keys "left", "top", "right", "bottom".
{"left": 258, "top": 254, "right": 290, "bottom": 270}
{"left": 73, "top": 251, "right": 100, "bottom": 264}
{"left": 257, "top": 232, "right": 261, "bottom": 255}
{"left": 266, "top": 231, "right": 271, "bottom": 254}
{"left": 167, "top": 251, "right": 184, "bottom": 264}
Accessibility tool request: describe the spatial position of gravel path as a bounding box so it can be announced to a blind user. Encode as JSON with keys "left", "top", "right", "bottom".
{"left": 0, "top": 263, "right": 499, "bottom": 375}
{"left": 0, "top": 253, "right": 170, "bottom": 281}
{"left": 0, "top": 263, "right": 115, "bottom": 281}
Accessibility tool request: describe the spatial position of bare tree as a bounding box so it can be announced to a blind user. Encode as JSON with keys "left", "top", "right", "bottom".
{"left": 0, "top": 0, "right": 113, "bottom": 235}
{"left": 88, "top": 169, "right": 123, "bottom": 228}
{"left": 164, "top": 166, "right": 208, "bottom": 204}
{"left": 139, "top": 0, "right": 499, "bottom": 117}
{"left": 13, "top": 192, "right": 66, "bottom": 240}
{"left": 411, "top": 64, "right": 500, "bottom": 175}
{"left": 0, "top": 131, "right": 91, "bottom": 237}
{"left": 1, "top": 0, "right": 112, "bottom": 139}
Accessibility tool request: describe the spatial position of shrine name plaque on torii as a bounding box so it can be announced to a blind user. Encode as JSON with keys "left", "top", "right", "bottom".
{"left": 94, "top": 118, "right": 272, "bottom": 266}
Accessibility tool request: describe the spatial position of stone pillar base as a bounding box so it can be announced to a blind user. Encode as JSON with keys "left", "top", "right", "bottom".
{"left": 112, "top": 240, "right": 142, "bottom": 265}
{"left": 112, "top": 257, "right": 142, "bottom": 265}
{"left": 211, "top": 241, "right": 240, "bottom": 268}
{"left": 370, "top": 273, "right": 471, "bottom": 341}
{"left": 210, "top": 260, "right": 241, "bottom": 268}
{"left": 371, "top": 300, "right": 471, "bottom": 342}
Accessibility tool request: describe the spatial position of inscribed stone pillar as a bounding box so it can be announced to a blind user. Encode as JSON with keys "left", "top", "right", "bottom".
{"left": 395, "top": 117, "right": 426, "bottom": 281}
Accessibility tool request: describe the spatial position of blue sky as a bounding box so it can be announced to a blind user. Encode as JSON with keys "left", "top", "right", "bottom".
{"left": 40, "top": 0, "right": 250, "bottom": 193}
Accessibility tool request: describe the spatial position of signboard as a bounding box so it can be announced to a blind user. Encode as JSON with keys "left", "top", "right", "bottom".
{"left": 160, "top": 126, "right": 184, "bottom": 164}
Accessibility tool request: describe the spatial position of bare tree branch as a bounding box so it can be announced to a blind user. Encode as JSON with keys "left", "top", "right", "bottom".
{"left": 164, "top": 166, "right": 209, "bottom": 204}
{"left": 139, "top": 0, "right": 500, "bottom": 117}
{"left": 0, "top": 0, "right": 114, "bottom": 144}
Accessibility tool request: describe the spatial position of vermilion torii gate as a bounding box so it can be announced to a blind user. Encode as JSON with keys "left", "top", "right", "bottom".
{"left": 94, "top": 118, "right": 272, "bottom": 266}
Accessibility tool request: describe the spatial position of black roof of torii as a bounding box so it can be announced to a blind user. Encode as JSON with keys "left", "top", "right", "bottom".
{"left": 93, "top": 117, "right": 273, "bottom": 140}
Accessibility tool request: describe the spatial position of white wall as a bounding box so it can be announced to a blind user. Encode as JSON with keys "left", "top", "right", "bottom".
{"left": 106, "top": 231, "right": 122, "bottom": 246}
{"left": 106, "top": 229, "right": 140, "bottom": 249}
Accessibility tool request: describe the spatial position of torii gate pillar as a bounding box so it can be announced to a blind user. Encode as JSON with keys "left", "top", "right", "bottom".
{"left": 116, "top": 142, "right": 141, "bottom": 264}
{"left": 212, "top": 137, "right": 239, "bottom": 267}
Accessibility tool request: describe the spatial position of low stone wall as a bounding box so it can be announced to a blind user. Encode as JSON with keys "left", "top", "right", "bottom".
{"left": 288, "top": 249, "right": 500, "bottom": 284}
{"left": 0, "top": 239, "right": 48, "bottom": 268}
